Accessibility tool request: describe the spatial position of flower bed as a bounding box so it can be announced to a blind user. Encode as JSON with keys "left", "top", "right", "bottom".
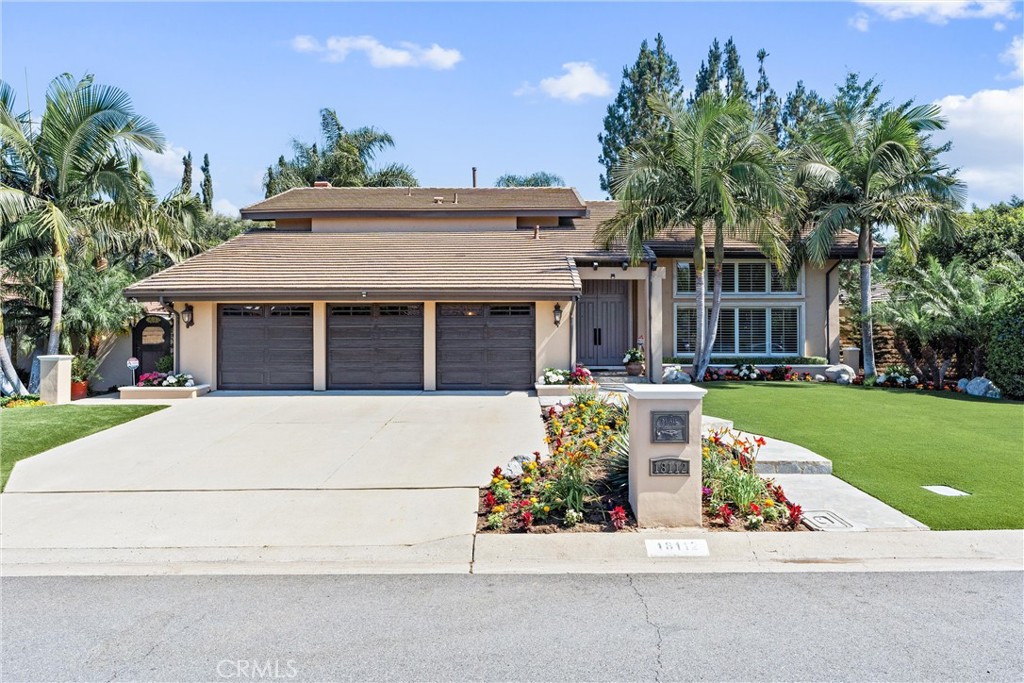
{"left": 137, "top": 371, "right": 195, "bottom": 387}
{"left": 478, "top": 394, "right": 807, "bottom": 533}
{"left": 0, "top": 397, "right": 46, "bottom": 409}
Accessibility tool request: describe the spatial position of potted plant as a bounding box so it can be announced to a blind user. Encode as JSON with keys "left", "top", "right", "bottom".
{"left": 71, "top": 356, "right": 100, "bottom": 400}
{"left": 623, "top": 348, "right": 646, "bottom": 376}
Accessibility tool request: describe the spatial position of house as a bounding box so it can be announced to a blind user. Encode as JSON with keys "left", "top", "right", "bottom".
{"left": 123, "top": 185, "right": 866, "bottom": 391}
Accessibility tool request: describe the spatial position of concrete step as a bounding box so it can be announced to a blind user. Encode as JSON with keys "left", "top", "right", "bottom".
{"left": 702, "top": 423, "right": 833, "bottom": 475}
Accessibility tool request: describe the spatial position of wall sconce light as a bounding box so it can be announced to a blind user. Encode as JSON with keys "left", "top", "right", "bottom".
{"left": 621, "top": 261, "right": 629, "bottom": 271}
{"left": 592, "top": 262, "right": 599, "bottom": 271}
{"left": 181, "top": 304, "right": 195, "bottom": 328}
{"left": 553, "top": 303, "right": 563, "bottom": 327}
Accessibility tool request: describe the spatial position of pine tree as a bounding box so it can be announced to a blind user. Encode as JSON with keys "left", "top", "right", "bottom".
{"left": 200, "top": 153, "right": 213, "bottom": 212}
{"left": 598, "top": 34, "right": 682, "bottom": 193}
{"left": 780, "top": 80, "right": 825, "bottom": 148}
{"left": 690, "top": 38, "right": 723, "bottom": 103}
{"left": 180, "top": 152, "right": 193, "bottom": 194}
{"left": 721, "top": 38, "right": 748, "bottom": 101}
{"left": 754, "top": 49, "right": 781, "bottom": 142}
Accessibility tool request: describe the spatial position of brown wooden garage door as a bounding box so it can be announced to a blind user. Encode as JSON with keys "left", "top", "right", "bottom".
{"left": 436, "top": 303, "right": 535, "bottom": 390}
{"left": 327, "top": 304, "right": 423, "bottom": 389}
{"left": 218, "top": 304, "right": 313, "bottom": 390}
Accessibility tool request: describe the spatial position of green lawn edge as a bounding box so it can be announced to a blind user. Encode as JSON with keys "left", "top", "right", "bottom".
{"left": 0, "top": 404, "right": 167, "bottom": 491}
{"left": 701, "top": 382, "right": 1024, "bottom": 530}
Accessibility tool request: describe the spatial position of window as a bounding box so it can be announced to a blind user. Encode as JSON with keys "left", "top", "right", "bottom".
{"left": 771, "top": 264, "right": 798, "bottom": 293}
{"left": 270, "top": 305, "right": 312, "bottom": 317}
{"left": 738, "top": 309, "right": 768, "bottom": 353}
{"left": 676, "top": 262, "right": 695, "bottom": 294}
{"left": 488, "top": 304, "right": 532, "bottom": 316}
{"left": 674, "top": 305, "right": 801, "bottom": 356}
{"left": 737, "top": 263, "right": 767, "bottom": 293}
{"left": 378, "top": 305, "right": 421, "bottom": 317}
{"left": 771, "top": 308, "right": 799, "bottom": 354}
{"left": 221, "top": 305, "right": 262, "bottom": 317}
{"left": 675, "top": 260, "right": 801, "bottom": 296}
{"left": 330, "top": 305, "right": 372, "bottom": 316}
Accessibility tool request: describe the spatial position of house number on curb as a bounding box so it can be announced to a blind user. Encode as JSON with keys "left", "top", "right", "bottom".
{"left": 645, "top": 539, "right": 709, "bottom": 558}
{"left": 651, "top": 411, "right": 689, "bottom": 443}
{"left": 649, "top": 457, "right": 690, "bottom": 476}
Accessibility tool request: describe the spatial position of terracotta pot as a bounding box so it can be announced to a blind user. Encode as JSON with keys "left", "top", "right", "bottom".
{"left": 71, "top": 381, "right": 89, "bottom": 400}
{"left": 625, "top": 362, "right": 645, "bottom": 377}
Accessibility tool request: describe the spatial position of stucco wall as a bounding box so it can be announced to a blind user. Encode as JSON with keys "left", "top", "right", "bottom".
{"left": 312, "top": 216, "right": 518, "bottom": 233}
{"left": 93, "top": 333, "right": 134, "bottom": 390}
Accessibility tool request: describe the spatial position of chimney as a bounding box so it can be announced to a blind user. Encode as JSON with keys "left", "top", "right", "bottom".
{"left": 454, "top": 192, "right": 459, "bottom": 204}
{"left": 313, "top": 180, "right": 332, "bottom": 188}
{"left": 533, "top": 225, "right": 540, "bottom": 240}
{"left": 472, "top": 166, "right": 477, "bottom": 188}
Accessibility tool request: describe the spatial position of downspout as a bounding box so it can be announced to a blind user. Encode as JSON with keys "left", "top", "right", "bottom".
{"left": 569, "top": 296, "right": 578, "bottom": 368}
{"left": 647, "top": 262, "right": 655, "bottom": 382}
{"left": 160, "top": 297, "right": 181, "bottom": 373}
{"left": 824, "top": 261, "right": 839, "bottom": 364}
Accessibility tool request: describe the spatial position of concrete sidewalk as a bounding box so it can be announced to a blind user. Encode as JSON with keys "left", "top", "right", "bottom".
{"left": 3, "top": 529, "right": 1019, "bottom": 576}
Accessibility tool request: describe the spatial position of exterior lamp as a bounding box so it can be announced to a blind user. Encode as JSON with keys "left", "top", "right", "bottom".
{"left": 621, "top": 261, "right": 629, "bottom": 270}
{"left": 553, "top": 303, "right": 563, "bottom": 327}
{"left": 592, "top": 261, "right": 599, "bottom": 270}
{"left": 181, "top": 304, "right": 195, "bottom": 328}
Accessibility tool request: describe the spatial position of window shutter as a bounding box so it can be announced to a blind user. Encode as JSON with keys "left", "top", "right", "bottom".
{"left": 707, "top": 263, "right": 736, "bottom": 293}
{"left": 676, "top": 308, "right": 697, "bottom": 355}
{"left": 737, "top": 263, "right": 767, "bottom": 293}
{"left": 710, "top": 308, "right": 736, "bottom": 354}
{"left": 771, "top": 264, "right": 797, "bottom": 292}
{"left": 771, "top": 308, "right": 799, "bottom": 354}
{"left": 738, "top": 309, "right": 768, "bottom": 353}
{"left": 676, "top": 262, "right": 696, "bottom": 293}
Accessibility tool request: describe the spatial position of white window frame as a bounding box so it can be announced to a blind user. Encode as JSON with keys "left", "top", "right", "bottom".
{"left": 674, "top": 259, "right": 803, "bottom": 298}
{"left": 673, "top": 303, "right": 804, "bottom": 357}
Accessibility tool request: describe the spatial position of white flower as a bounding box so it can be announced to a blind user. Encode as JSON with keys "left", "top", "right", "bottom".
{"left": 909, "top": 375, "right": 918, "bottom": 384}
{"left": 185, "top": 380, "right": 194, "bottom": 387}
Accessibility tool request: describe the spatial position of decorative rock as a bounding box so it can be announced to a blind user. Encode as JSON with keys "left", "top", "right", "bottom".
{"left": 966, "top": 377, "right": 1002, "bottom": 399}
{"left": 502, "top": 460, "right": 524, "bottom": 478}
{"left": 814, "top": 374, "right": 826, "bottom": 382}
{"left": 957, "top": 378, "right": 970, "bottom": 392}
{"left": 835, "top": 373, "right": 852, "bottom": 385}
{"left": 662, "top": 366, "right": 692, "bottom": 384}
{"left": 824, "top": 364, "right": 856, "bottom": 382}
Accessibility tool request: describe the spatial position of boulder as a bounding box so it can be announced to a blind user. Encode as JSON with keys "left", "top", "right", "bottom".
{"left": 835, "top": 373, "right": 852, "bottom": 385}
{"left": 662, "top": 366, "right": 692, "bottom": 384}
{"left": 824, "top": 364, "right": 856, "bottom": 382}
{"left": 957, "top": 378, "right": 970, "bottom": 392}
{"left": 966, "top": 377, "right": 1002, "bottom": 399}
{"left": 814, "top": 374, "right": 826, "bottom": 382}
{"left": 502, "top": 460, "right": 524, "bottom": 478}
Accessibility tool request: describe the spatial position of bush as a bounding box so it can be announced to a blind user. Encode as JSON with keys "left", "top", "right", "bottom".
{"left": 71, "top": 356, "right": 100, "bottom": 383}
{"left": 987, "top": 291, "right": 1024, "bottom": 399}
{"left": 0, "top": 393, "right": 41, "bottom": 407}
{"left": 664, "top": 355, "right": 827, "bottom": 366}
{"left": 155, "top": 355, "right": 174, "bottom": 373}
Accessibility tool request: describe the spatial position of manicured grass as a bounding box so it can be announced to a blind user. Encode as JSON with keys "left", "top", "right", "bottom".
{"left": 0, "top": 404, "right": 166, "bottom": 490}
{"left": 702, "top": 383, "right": 1024, "bottom": 530}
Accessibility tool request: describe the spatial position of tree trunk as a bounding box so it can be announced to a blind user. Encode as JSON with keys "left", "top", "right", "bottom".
{"left": 894, "top": 338, "right": 922, "bottom": 378}
{"left": 699, "top": 263, "right": 724, "bottom": 383}
{"left": 0, "top": 334, "right": 28, "bottom": 396}
{"left": 692, "top": 223, "right": 707, "bottom": 379}
{"left": 46, "top": 270, "right": 65, "bottom": 355}
{"left": 858, "top": 226, "right": 876, "bottom": 376}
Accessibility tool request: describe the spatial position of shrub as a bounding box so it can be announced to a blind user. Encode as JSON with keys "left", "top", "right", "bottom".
{"left": 155, "top": 354, "right": 174, "bottom": 373}
{"left": 664, "top": 355, "right": 827, "bottom": 365}
{"left": 986, "top": 290, "right": 1024, "bottom": 399}
{"left": 71, "top": 356, "right": 100, "bottom": 383}
{"left": 1, "top": 398, "right": 46, "bottom": 409}
{"left": 0, "top": 394, "right": 40, "bottom": 407}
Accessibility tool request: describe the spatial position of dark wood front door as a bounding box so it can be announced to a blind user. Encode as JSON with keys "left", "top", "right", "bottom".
{"left": 576, "top": 280, "right": 629, "bottom": 366}
{"left": 132, "top": 316, "right": 173, "bottom": 374}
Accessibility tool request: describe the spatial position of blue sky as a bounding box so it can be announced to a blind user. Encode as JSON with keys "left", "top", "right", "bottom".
{"left": 3, "top": 1, "right": 1022, "bottom": 214}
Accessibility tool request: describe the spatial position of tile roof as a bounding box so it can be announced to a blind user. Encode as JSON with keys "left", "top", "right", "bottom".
{"left": 124, "top": 230, "right": 583, "bottom": 301}
{"left": 241, "top": 186, "right": 588, "bottom": 218}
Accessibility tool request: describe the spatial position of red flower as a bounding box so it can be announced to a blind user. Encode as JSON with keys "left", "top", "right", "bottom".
{"left": 492, "top": 467, "right": 503, "bottom": 478}
{"left": 786, "top": 503, "right": 803, "bottom": 528}
{"left": 610, "top": 505, "right": 628, "bottom": 530}
{"left": 754, "top": 436, "right": 766, "bottom": 447}
{"left": 522, "top": 511, "right": 533, "bottom": 529}
{"left": 718, "top": 504, "right": 735, "bottom": 524}
{"left": 749, "top": 502, "right": 761, "bottom": 515}
{"left": 483, "top": 491, "right": 496, "bottom": 508}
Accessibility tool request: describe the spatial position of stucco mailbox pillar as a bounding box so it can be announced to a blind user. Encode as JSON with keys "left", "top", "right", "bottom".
{"left": 625, "top": 384, "right": 707, "bottom": 527}
{"left": 38, "top": 354, "right": 74, "bottom": 405}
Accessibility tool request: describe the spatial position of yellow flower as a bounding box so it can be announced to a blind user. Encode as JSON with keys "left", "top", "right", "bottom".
{"left": 764, "top": 499, "right": 775, "bottom": 507}
{"left": 530, "top": 497, "right": 538, "bottom": 504}
{"left": 502, "top": 481, "right": 511, "bottom": 489}
{"left": 543, "top": 506, "right": 550, "bottom": 513}
{"left": 494, "top": 504, "right": 505, "bottom": 513}
{"left": 523, "top": 477, "right": 533, "bottom": 484}
{"left": 731, "top": 459, "right": 739, "bottom": 467}
{"left": 491, "top": 477, "right": 501, "bottom": 484}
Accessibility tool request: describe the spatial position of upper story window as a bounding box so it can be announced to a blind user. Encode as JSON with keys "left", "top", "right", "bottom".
{"left": 675, "top": 260, "right": 800, "bottom": 296}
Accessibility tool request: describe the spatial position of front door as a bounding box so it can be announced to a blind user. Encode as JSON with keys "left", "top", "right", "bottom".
{"left": 576, "top": 280, "right": 629, "bottom": 366}
{"left": 132, "top": 316, "right": 173, "bottom": 374}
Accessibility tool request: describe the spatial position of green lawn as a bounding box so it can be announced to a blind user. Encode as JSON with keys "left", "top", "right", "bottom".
{"left": 702, "top": 382, "right": 1024, "bottom": 530}
{"left": 0, "top": 404, "right": 166, "bottom": 490}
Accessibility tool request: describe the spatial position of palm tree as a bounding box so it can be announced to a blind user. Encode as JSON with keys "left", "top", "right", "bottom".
{"left": 0, "top": 74, "right": 163, "bottom": 356}
{"left": 794, "top": 99, "right": 965, "bottom": 376}
{"left": 263, "top": 109, "right": 417, "bottom": 196}
{"left": 599, "top": 92, "right": 791, "bottom": 380}
{"left": 495, "top": 171, "right": 565, "bottom": 187}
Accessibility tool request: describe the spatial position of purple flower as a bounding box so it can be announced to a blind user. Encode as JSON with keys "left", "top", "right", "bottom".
{"left": 702, "top": 486, "right": 713, "bottom": 499}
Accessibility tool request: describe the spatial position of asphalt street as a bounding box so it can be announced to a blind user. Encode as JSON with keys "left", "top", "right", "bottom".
{"left": 2, "top": 572, "right": 1021, "bottom": 682}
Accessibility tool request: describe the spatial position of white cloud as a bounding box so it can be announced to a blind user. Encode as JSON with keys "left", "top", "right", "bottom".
{"left": 139, "top": 143, "right": 190, "bottom": 189}
{"left": 213, "top": 198, "right": 240, "bottom": 217}
{"left": 849, "top": 12, "right": 872, "bottom": 31}
{"left": 994, "top": 20, "right": 1007, "bottom": 30}
{"left": 515, "top": 62, "right": 612, "bottom": 102}
{"left": 290, "top": 34, "right": 462, "bottom": 70}
{"left": 1001, "top": 35, "right": 1023, "bottom": 78}
{"left": 934, "top": 86, "right": 1024, "bottom": 206}
{"left": 855, "top": 1, "right": 1018, "bottom": 25}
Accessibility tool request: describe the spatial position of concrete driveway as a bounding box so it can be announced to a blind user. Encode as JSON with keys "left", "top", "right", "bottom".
{"left": 1, "top": 392, "right": 545, "bottom": 571}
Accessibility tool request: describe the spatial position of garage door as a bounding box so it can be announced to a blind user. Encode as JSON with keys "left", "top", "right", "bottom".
{"left": 328, "top": 304, "right": 423, "bottom": 389}
{"left": 436, "top": 303, "right": 535, "bottom": 390}
{"left": 218, "top": 304, "right": 313, "bottom": 390}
